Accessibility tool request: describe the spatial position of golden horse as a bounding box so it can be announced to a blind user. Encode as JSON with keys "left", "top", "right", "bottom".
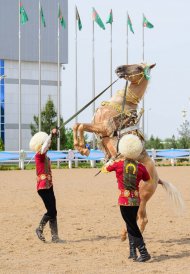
{"left": 73, "top": 63, "right": 184, "bottom": 235}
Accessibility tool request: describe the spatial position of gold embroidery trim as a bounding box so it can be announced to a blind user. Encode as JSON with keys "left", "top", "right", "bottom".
{"left": 101, "top": 101, "right": 131, "bottom": 116}
{"left": 126, "top": 88, "right": 140, "bottom": 105}
{"left": 37, "top": 174, "right": 52, "bottom": 181}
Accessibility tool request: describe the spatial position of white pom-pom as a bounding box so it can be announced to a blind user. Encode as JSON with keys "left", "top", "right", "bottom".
{"left": 118, "top": 134, "right": 143, "bottom": 160}
{"left": 29, "top": 132, "right": 49, "bottom": 152}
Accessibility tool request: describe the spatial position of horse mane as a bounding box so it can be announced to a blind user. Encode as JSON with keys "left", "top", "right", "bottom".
{"left": 108, "top": 90, "right": 125, "bottom": 105}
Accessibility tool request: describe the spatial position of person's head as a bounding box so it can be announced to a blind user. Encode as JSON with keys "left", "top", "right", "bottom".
{"left": 29, "top": 132, "right": 49, "bottom": 153}
{"left": 118, "top": 134, "right": 143, "bottom": 160}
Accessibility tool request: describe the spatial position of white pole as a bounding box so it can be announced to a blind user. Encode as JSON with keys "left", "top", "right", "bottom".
{"left": 38, "top": 0, "right": 41, "bottom": 131}
{"left": 18, "top": 0, "right": 22, "bottom": 167}
{"left": 92, "top": 20, "right": 95, "bottom": 150}
{"left": 126, "top": 12, "right": 128, "bottom": 65}
{"left": 75, "top": 6, "right": 78, "bottom": 123}
{"left": 57, "top": 3, "right": 61, "bottom": 167}
{"left": 142, "top": 14, "right": 145, "bottom": 135}
{"left": 110, "top": 20, "right": 113, "bottom": 97}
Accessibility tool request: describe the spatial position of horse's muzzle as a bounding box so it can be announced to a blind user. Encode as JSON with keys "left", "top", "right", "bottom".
{"left": 115, "top": 67, "right": 126, "bottom": 78}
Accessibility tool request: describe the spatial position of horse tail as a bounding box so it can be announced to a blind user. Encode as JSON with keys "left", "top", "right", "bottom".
{"left": 158, "top": 179, "right": 185, "bottom": 215}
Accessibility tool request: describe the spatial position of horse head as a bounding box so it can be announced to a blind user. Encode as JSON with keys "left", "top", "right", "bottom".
{"left": 115, "top": 63, "right": 156, "bottom": 84}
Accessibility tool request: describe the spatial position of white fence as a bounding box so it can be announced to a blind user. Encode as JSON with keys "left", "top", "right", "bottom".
{"left": 0, "top": 149, "right": 190, "bottom": 169}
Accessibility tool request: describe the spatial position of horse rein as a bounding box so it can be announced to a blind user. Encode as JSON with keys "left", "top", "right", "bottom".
{"left": 125, "top": 71, "right": 145, "bottom": 85}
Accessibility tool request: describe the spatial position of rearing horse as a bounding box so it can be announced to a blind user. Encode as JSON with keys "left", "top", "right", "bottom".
{"left": 73, "top": 62, "right": 184, "bottom": 233}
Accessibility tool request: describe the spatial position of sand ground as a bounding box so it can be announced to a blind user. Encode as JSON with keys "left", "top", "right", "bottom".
{"left": 0, "top": 166, "right": 190, "bottom": 274}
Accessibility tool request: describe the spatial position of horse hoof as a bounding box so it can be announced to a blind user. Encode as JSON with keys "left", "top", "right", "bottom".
{"left": 83, "top": 149, "right": 90, "bottom": 156}
{"left": 121, "top": 230, "right": 127, "bottom": 241}
{"left": 121, "top": 234, "right": 127, "bottom": 242}
{"left": 74, "top": 142, "right": 79, "bottom": 147}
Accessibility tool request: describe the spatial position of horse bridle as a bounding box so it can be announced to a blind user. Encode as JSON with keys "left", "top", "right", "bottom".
{"left": 125, "top": 71, "right": 145, "bottom": 85}
{"left": 123, "top": 65, "right": 151, "bottom": 85}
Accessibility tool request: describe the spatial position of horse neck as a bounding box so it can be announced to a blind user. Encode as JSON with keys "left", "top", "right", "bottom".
{"left": 126, "top": 78, "right": 149, "bottom": 109}
{"left": 129, "top": 78, "right": 148, "bottom": 100}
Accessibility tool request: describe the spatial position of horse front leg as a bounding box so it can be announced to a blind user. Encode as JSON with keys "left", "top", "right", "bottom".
{"left": 73, "top": 123, "right": 81, "bottom": 146}
{"left": 77, "top": 123, "right": 107, "bottom": 156}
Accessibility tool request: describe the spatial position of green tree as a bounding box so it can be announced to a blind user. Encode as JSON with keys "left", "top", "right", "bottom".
{"left": 0, "top": 137, "right": 4, "bottom": 151}
{"left": 163, "top": 135, "right": 178, "bottom": 149}
{"left": 64, "top": 128, "right": 74, "bottom": 150}
{"left": 30, "top": 97, "right": 67, "bottom": 150}
{"left": 145, "top": 135, "right": 164, "bottom": 149}
{"left": 177, "top": 120, "right": 190, "bottom": 148}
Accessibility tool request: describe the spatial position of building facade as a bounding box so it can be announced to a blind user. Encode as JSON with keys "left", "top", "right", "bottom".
{"left": 0, "top": 0, "right": 68, "bottom": 150}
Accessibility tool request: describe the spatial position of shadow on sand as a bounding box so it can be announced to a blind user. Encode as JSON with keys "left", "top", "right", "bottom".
{"left": 151, "top": 250, "right": 190, "bottom": 262}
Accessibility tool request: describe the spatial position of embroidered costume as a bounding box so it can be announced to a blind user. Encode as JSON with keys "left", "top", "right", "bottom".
{"left": 29, "top": 130, "right": 59, "bottom": 243}
{"left": 35, "top": 152, "right": 53, "bottom": 191}
{"left": 104, "top": 134, "right": 151, "bottom": 262}
{"left": 106, "top": 159, "right": 150, "bottom": 206}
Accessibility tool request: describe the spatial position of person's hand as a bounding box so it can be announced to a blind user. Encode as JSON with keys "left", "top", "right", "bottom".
{"left": 51, "top": 128, "right": 57, "bottom": 135}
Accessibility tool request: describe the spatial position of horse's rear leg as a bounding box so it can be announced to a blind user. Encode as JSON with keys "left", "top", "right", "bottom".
{"left": 137, "top": 200, "right": 148, "bottom": 233}
{"left": 120, "top": 201, "right": 148, "bottom": 241}
{"left": 121, "top": 227, "right": 127, "bottom": 241}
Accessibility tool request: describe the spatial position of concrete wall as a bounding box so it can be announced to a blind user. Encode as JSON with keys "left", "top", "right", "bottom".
{"left": 4, "top": 60, "right": 59, "bottom": 150}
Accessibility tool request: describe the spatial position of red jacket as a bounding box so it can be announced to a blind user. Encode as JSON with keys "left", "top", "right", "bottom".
{"left": 35, "top": 152, "right": 53, "bottom": 191}
{"left": 106, "top": 160, "right": 150, "bottom": 206}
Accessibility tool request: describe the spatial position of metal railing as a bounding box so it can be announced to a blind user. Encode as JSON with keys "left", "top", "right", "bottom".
{"left": 0, "top": 148, "right": 190, "bottom": 169}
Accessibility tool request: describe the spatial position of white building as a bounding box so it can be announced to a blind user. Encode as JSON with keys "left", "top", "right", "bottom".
{"left": 0, "top": 0, "right": 68, "bottom": 150}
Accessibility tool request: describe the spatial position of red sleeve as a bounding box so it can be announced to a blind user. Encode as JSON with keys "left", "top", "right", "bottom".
{"left": 106, "top": 161, "right": 117, "bottom": 172}
{"left": 35, "top": 152, "right": 45, "bottom": 164}
{"left": 140, "top": 164, "right": 150, "bottom": 181}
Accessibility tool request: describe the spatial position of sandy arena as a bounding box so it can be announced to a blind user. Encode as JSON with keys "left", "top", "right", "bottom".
{"left": 0, "top": 166, "right": 190, "bottom": 274}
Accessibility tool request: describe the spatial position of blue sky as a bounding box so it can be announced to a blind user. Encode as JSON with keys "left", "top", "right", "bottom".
{"left": 61, "top": 0, "right": 190, "bottom": 140}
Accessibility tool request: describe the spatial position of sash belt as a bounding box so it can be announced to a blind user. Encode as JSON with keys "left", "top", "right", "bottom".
{"left": 37, "top": 174, "right": 52, "bottom": 181}
{"left": 120, "top": 189, "right": 139, "bottom": 197}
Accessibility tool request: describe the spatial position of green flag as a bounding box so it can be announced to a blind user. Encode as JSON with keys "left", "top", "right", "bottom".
{"left": 92, "top": 8, "right": 105, "bottom": 30}
{"left": 20, "top": 2, "right": 28, "bottom": 25}
{"left": 58, "top": 5, "right": 66, "bottom": 28}
{"left": 76, "top": 6, "right": 82, "bottom": 30}
{"left": 127, "top": 14, "right": 134, "bottom": 34}
{"left": 40, "top": 6, "right": 46, "bottom": 27}
{"left": 106, "top": 9, "right": 113, "bottom": 24}
{"left": 143, "top": 15, "right": 154, "bottom": 28}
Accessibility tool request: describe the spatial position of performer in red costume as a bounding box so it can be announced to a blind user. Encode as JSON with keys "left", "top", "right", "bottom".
{"left": 29, "top": 128, "right": 60, "bottom": 243}
{"left": 103, "top": 134, "right": 151, "bottom": 262}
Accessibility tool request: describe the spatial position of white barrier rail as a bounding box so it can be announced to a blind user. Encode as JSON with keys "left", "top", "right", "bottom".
{"left": 0, "top": 149, "right": 189, "bottom": 169}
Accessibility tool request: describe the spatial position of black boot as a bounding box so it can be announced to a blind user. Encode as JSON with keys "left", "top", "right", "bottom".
{"left": 36, "top": 215, "right": 50, "bottom": 242}
{"left": 134, "top": 237, "right": 151, "bottom": 262}
{"left": 49, "top": 217, "right": 59, "bottom": 243}
{"left": 128, "top": 233, "right": 137, "bottom": 260}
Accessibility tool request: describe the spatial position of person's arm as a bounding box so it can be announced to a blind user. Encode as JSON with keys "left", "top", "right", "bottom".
{"left": 41, "top": 128, "right": 57, "bottom": 154}
{"left": 35, "top": 152, "right": 45, "bottom": 164}
{"left": 101, "top": 160, "right": 116, "bottom": 173}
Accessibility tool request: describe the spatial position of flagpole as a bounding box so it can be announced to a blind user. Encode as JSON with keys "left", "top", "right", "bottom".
{"left": 38, "top": 0, "right": 41, "bottom": 131}
{"left": 126, "top": 11, "right": 129, "bottom": 64}
{"left": 142, "top": 13, "right": 145, "bottom": 134}
{"left": 110, "top": 17, "right": 113, "bottom": 97}
{"left": 57, "top": 3, "right": 61, "bottom": 159}
{"left": 92, "top": 19, "right": 95, "bottom": 149}
{"left": 75, "top": 6, "right": 78, "bottom": 123}
{"left": 142, "top": 14, "right": 145, "bottom": 62}
{"left": 18, "top": 0, "right": 22, "bottom": 166}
